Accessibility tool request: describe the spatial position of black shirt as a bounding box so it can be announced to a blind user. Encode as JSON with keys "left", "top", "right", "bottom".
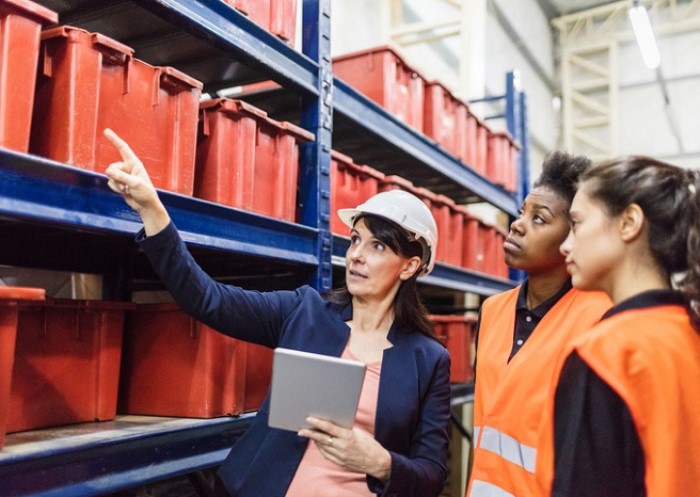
{"left": 551, "top": 290, "right": 686, "bottom": 497}
{"left": 510, "top": 279, "right": 573, "bottom": 360}
{"left": 473, "top": 279, "right": 573, "bottom": 375}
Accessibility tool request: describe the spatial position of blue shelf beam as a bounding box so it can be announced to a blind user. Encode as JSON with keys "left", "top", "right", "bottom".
{"left": 0, "top": 149, "right": 318, "bottom": 266}
{"left": 0, "top": 415, "right": 254, "bottom": 497}
{"left": 333, "top": 236, "right": 514, "bottom": 296}
{"left": 134, "top": 0, "right": 319, "bottom": 95}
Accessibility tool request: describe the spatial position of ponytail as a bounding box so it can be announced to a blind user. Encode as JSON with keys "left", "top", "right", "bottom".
{"left": 581, "top": 157, "right": 700, "bottom": 333}
{"left": 678, "top": 169, "right": 700, "bottom": 332}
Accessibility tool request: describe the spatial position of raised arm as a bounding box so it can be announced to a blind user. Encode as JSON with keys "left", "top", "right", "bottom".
{"left": 103, "top": 128, "right": 171, "bottom": 236}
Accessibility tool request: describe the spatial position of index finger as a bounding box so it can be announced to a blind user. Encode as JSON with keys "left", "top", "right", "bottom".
{"left": 103, "top": 128, "right": 138, "bottom": 162}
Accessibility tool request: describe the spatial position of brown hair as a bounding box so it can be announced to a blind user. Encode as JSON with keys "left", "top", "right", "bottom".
{"left": 580, "top": 156, "right": 700, "bottom": 331}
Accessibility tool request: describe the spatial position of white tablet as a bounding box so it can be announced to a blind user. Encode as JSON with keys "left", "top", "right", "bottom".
{"left": 267, "top": 347, "right": 367, "bottom": 432}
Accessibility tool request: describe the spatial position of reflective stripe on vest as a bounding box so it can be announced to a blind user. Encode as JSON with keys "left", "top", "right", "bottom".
{"left": 469, "top": 480, "right": 516, "bottom": 497}
{"left": 473, "top": 425, "right": 537, "bottom": 473}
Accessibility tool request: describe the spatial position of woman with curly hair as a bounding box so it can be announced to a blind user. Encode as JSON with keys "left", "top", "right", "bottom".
{"left": 466, "top": 152, "right": 611, "bottom": 497}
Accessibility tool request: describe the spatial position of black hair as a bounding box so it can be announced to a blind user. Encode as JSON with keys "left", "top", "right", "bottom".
{"left": 580, "top": 156, "right": 700, "bottom": 332}
{"left": 533, "top": 151, "right": 593, "bottom": 207}
{"left": 326, "top": 214, "right": 436, "bottom": 339}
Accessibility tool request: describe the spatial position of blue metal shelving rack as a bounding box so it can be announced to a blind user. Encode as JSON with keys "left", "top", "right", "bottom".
{"left": 0, "top": 0, "right": 528, "bottom": 493}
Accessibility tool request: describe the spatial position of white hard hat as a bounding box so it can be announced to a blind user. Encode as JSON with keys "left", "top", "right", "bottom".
{"left": 337, "top": 190, "right": 438, "bottom": 275}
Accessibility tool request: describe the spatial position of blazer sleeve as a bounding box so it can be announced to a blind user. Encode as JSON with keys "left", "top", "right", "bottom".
{"left": 137, "top": 222, "right": 302, "bottom": 348}
{"left": 368, "top": 346, "right": 452, "bottom": 497}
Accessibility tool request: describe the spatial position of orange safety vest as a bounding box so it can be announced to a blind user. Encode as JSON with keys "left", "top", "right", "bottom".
{"left": 537, "top": 303, "right": 700, "bottom": 497}
{"left": 467, "top": 286, "right": 610, "bottom": 497}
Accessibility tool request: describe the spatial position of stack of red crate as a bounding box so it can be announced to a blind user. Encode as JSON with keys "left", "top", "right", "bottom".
{"left": 195, "top": 98, "right": 313, "bottom": 222}
{"left": 432, "top": 314, "right": 477, "bottom": 383}
{"left": 224, "top": 0, "right": 297, "bottom": 44}
{"left": 333, "top": 46, "right": 426, "bottom": 132}
{"left": 0, "top": 0, "right": 57, "bottom": 152}
{"left": 29, "top": 26, "right": 203, "bottom": 195}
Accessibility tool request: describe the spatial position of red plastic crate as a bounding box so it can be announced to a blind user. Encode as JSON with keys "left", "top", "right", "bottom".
{"left": 195, "top": 98, "right": 313, "bottom": 221}
{"left": 243, "top": 343, "right": 273, "bottom": 412}
{"left": 460, "top": 208, "right": 482, "bottom": 272}
{"left": 487, "top": 131, "right": 519, "bottom": 192}
{"left": 462, "top": 104, "right": 479, "bottom": 169}
{"left": 420, "top": 190, "right": 454, "bottom": 265}
{"left": 119, "top": 303, "right": 248, "bottom": 418}
{"left": 432, "top": 315, "right": 477, "bottom": 383}
{"left": 0, "top": 0, "right": 57, "bottom": 152}
{"left": 424, "top": 81, "right": 469, "bottom": 161}
{"left": 473, "top": 117, "right": 490, "bottom": 177}
{"left": 29, "top": 26, "right": 202, "bottom": 195}
{"left": 224, "top": 0, "right": 297, "bottom": 43}
{"left": 7, "top": 298, "right": 129, "bottom": 434}
{"left": 333, "top": 46, "right": 425, "bottom": 132}
{"left": 330, "top": 150, "right": 385, "bottom": 237}
{"left": 493, "top": 225, "right": 509, "bottom": 279}
{"left": 479, "top": 222, "right": 505, "bottom": 277}
{"left": 0, "top": 286, "right": 45, "bottom": 449}
{"left": 445, "top": 201, "right": 465, "bottom": 267}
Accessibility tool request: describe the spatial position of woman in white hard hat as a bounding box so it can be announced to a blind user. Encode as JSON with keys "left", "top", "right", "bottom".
{"left": 103, "top": 129, "right": 451, "bottom": 497}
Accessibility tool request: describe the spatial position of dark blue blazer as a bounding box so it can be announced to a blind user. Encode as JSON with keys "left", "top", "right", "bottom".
{"left": 138, "top": 223, "right": 451, "bottom": 497}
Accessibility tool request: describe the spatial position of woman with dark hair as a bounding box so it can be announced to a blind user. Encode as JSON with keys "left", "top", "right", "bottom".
{"left": 541, "top": 156, "right": 700, "bottom": 497}
{"left": 466, "top": 152, "right": 611, "bottom": 497}
{"left": 103, "top": 129, "right": 451, "bottom": 497}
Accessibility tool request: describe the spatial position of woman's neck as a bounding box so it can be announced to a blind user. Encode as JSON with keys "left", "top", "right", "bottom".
{"left": 350, "top": 296, "right": 395, "bottom": 334}
{"left": 526, "top": 268, "right": 571, "bottom": 309}
{"left": 609, "top": 260, "right": 671, "bottom": 304}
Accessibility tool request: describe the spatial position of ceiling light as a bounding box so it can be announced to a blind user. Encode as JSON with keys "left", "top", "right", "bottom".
{"left": 628, "top": 1, "right": 661, "bottom": 69}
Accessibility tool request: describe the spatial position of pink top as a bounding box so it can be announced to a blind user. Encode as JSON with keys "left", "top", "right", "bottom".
{"left": 285, "top": 346, "right": 382, "bottom": 497}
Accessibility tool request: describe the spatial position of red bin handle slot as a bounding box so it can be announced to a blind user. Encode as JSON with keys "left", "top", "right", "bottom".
{"left": 159, "top": 66, "right": 204, "bottom": 93}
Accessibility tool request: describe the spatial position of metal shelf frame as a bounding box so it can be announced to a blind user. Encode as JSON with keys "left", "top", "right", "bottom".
{"left": 0, "top": 415, "right": 254, "bottom": 497}
{"left": 0, "top": 0, "right": 526, "bottom": 493}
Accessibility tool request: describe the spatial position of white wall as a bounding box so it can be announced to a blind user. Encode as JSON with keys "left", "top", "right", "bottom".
{"left": 330, "top": 0, "right": 389, "bottom": 56}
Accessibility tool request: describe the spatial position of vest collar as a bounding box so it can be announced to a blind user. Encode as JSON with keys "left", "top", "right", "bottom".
{"left": 602, "top": 289, "right": 685, "bottom": 320}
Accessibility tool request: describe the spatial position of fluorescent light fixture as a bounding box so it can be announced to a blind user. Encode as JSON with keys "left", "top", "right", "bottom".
{"left": 628, "top": 2, "right": 661, "bottom": 69}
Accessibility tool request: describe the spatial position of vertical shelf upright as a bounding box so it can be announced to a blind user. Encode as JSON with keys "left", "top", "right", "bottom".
{"left": 298, "top": 0, "right": 333, "bottom": 292}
